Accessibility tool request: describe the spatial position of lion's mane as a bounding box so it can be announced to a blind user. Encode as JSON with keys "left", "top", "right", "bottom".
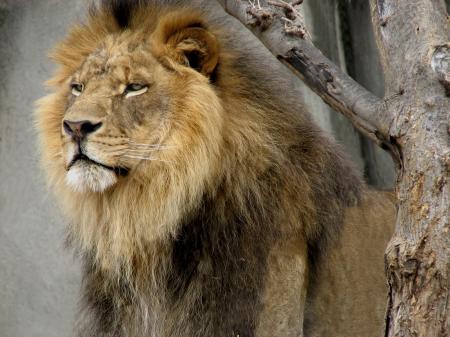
{"left": 36, "top": 1, "right": 364, "bottom": 336}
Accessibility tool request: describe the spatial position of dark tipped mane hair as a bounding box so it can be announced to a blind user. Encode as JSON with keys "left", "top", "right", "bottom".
{"left": 96, "top": 0, "right": 184, "bottom": 28}
{"left": 96, "top": 0, "right": 142, "bottom": 27}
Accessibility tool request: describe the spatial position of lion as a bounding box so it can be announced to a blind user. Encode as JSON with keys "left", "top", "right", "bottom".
{"left": 36, "top": 1, "right": 395, "bottom": 336}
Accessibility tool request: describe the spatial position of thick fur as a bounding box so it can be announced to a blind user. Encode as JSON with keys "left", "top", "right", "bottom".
{"left": 36, "top": 1, "right": 394, "bottom": 336}
{"left": 304, "top": 191, "right": 395, "bottom": 336}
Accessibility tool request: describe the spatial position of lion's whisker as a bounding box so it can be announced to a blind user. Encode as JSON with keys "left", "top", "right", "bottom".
{"left": 106, "top": 148, "right": 174, "bottom": 157}
{"left": 127, "top": 142, "right": 178, "bottom": 148}
{"left": 129, "top": 146, "right": 177, "bottom": 150}
{"left": 88, "top": 140, "right": 130, "bottom": 147}
{"left": 122, "top": 155, "right": 174, "bottom": 164}
{"left": 108, "top": 149, "right": 168, "bottom": 156}
{"left": 105, "top": 147, "right": 165, "bottom": 152}
{"left": 125, "top": 148, "right": 171, "bottom": 153}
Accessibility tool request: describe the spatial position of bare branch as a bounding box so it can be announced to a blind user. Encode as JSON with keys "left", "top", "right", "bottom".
{"left": 246, "top": 5, "right": 275, "bottom": 29}
{"left": 267, "top": 0, "right": 298, "bottom": 20}
{"left": 217, "top": 0, "right": 399, "bottom": 162}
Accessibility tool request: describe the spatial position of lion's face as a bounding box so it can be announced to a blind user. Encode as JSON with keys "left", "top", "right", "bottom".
{"left": 40, "top": 11, "right": 222, "bottom": 194}
{"left": 36, "top": 9, "right": 230, "bottom": 261}
{"left": 62, "top": 38, "right": 176, "bottom": 192}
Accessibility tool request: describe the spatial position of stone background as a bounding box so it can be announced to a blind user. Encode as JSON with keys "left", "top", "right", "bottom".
{"left": 0, "top": 0, "right": 415, "bottom": 336}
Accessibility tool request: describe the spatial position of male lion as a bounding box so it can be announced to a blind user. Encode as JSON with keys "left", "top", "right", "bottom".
{"left": 36, "top": 1, "right": 395, "bottom": 336}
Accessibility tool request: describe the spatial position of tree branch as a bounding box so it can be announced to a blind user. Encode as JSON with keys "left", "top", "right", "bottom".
{"left": 217, "top": 0, "right": 400, "bottom": 163}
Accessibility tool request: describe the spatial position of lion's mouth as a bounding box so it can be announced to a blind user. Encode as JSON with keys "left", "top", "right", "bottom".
{"left": 68, "top": 153, "right": 129, "bottom": 177}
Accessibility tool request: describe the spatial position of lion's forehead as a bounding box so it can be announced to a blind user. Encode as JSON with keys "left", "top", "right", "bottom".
{"left": 77, "top": 37, "right": 158, "bottom": 85}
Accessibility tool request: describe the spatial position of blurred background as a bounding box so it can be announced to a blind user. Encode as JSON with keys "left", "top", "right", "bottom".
{"left": 2, "top": 0, "right": 432, "bottom": 336}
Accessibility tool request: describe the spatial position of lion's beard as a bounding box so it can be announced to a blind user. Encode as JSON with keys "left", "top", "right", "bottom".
{"left": 66, "top": 161, "right": 118, "bottom": 193}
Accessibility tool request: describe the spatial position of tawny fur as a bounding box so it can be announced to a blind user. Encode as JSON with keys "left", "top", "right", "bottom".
{"left": 36, "top": 1, "right": 395, "bottom": 336}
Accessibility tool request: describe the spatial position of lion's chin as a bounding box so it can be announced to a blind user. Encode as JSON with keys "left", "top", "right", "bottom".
{"left": 66, "top": 161, "right": 118, "bottom": 193}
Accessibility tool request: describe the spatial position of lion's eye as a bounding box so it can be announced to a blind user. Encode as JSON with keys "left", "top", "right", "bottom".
{"left": 124, "top": 83, "right": 148, "bottom": 98}
{"left": 71, "top": 83, "right": 84, "bottom": 97}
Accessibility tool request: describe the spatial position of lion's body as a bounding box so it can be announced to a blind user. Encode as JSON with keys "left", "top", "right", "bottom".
{"left": 36, "top": 1, "right": 395, "bottom": 336}
{"left": 304, "top": 191, "right": 394, "bottom": 336}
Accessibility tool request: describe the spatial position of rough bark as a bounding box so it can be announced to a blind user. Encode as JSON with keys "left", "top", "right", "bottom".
{"left": 216, "top": 0, "right": 450, "bottom": 336}
{"left": 370, "top": 1, "right": 450, "bottom": 336}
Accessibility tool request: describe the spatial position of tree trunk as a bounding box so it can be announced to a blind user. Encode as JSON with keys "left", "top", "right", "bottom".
{"left": 216, "top": 0, "right": 450, "bottom": 335}
{"left": 370, "top": 1, "right": 450, "bottom": 336}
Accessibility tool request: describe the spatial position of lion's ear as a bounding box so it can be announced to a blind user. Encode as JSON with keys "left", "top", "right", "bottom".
{"left": 153, "top": 12, "right": 219, "bottom": 76}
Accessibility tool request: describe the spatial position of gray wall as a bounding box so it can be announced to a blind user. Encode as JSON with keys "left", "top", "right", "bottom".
{"left": 0, "top": 1, "right": 395, "bottom": 336}
{"left": 0, "top": 2, "right": 85, "bottom": 337}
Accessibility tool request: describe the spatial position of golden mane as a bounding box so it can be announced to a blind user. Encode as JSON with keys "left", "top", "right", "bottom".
{"left": 35, "top": 1, "right": 372, "bottom": 336}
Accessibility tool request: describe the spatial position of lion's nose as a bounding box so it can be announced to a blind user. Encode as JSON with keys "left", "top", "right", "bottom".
{"left": 63, "top": 120, "right": 102, "bottom": 140}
